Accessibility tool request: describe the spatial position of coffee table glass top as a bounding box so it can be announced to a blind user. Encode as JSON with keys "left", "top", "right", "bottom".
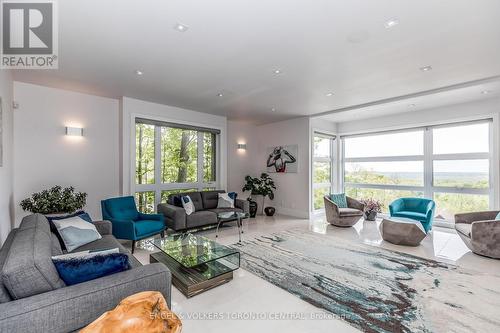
{"left": 149, "top": 233, "right": 239, "bottom": 268}
{"left": 217, "top": 211, "right": 249, "bottom": 220}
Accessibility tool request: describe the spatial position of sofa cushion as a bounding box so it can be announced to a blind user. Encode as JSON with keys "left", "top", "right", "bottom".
{"left": 186, "top": 211, "right": 217, "bottom": 228}
{"left": 51, "top": 233, "right": 63, "bottom": 256}
{"left": 393, "top": 211, "right": 427, "bottom": 221}
{"left": 455, "top": 223, "right": 472, "bottom": 238}
{"left": 51, "top": 215, "right": 102, "bottom": 252}
{"left": 2, "top": 214, "right": 65, "bottom": 299}
{"left": 134, "top": 220, "right": 165, "bottom": 238}
{"left": 338, "top": 208, "right": 363, "bottom": 216}
{"left": 71, "top": 235, "right": 141, "bottom": 268}
{"left": 201, "top": 190, "right": 225, "bottom": 209}
{"left": 169, "top": 192, "right": 203, "bottom": 212}
{"left": 46, "top": 211, "right": 92, "bottom": 251}
{"left": 0, "top": 229, "right": 17, "bottom": 303}
{"left": 330, "top": 193, "right": 348, "bottom": 208}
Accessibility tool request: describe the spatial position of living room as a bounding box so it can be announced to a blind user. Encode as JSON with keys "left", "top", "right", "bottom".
{"left": 1, "top": 1, "right": 500, "bottom": 332}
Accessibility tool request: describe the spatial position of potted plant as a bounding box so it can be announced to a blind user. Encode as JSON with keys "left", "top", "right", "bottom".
{"left": 242, "top": 173, "right": 276, "bottom": 216}
{"left": 20, "top": 186, "right": 87, "bottom": 216}
{"left": 360, "top": 198, "right": 383, "bottom": 221}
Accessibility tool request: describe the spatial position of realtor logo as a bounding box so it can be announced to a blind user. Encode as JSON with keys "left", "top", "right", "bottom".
{"left": 1, "top": 0, "right": 58, "bottom": 69}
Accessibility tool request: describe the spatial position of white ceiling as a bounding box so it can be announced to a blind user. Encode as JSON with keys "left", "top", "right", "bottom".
{"left": 12, "top": 0, "right": 500, "bottom": 124}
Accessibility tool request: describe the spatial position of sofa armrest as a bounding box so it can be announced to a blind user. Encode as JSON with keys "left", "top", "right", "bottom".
{"left": 91, "top": 220, "right": 112, "bottom": 236}
{"left": 346, "top": 196, "right": 365, "bottom": 212}
{"left": 455, "top": 211, "right": 500, "bottom": 224}
{"left": 324, "top": 196, "right": 340, "bottom": 215}
{"left": 389, "top": 198, "right": 404, "bottom": 215}
{"left": 138, "top": 212, "right": 164, "bottom": 222}
{"left": 0, "top": 263, "right": 171, "bottom": 333}
{"left": 157, "top": 203, "right": 186, "bottom": 230}
{"left": 235, "top": 199, "right": 250, "bottom": 214}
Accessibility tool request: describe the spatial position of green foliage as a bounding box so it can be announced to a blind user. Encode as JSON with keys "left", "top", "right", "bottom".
{"left": 20, "top": 186, "right": 87, "bottom": 214}
{"left": 242, "top": 173, "right": 276, "bottom": 200}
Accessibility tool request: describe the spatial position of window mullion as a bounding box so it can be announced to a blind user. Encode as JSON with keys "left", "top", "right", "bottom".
{"left": 154, "top": 126, "right": 162, "bottom": 209}
{"left": 197, "top": 132, "right": 204, "bottom": 191}
{"left": 424, "top": 127, "right": 433, "bottom": 199}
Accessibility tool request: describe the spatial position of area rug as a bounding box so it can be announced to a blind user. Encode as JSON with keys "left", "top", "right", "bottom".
{"left": 232, "top": 229, "right": 500, "bottom": 333}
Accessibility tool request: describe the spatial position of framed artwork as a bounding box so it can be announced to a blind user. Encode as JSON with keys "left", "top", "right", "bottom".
{"left": 266, "top": 144, "right": 298, "bottom": 173}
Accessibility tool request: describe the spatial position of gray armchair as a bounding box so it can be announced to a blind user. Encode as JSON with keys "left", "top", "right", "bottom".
{"left": 324, "top": 195, "right": 365, "bottom": 227}
{"left": 455, "top": 210, "right": 500, "bottom": 259}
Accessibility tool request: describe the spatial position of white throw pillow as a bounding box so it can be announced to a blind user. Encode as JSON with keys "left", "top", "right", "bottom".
{"left": 217, "top": 193, "right": 235, "bottom": 208}
{"left": 181, "top": 195, "right": 196, "bottom": 215}
{"left": 52, "top": 248, "right": 119, "bottom": 260}
{"left": 52, "top": 216, "right": 102, "bottom": 252}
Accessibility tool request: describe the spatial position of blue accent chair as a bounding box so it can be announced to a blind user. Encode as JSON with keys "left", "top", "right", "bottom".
{"left": 101, "top": 196, "right": 166, "bottom": 253}
{"left": 389, "top": 198, "right": 436, "bottom": 232}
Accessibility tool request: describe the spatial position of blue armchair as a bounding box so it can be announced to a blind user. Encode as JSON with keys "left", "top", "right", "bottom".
{"left": 389, "top": 198, "right": 436, "bottom": 232}
{"left": 101, "top": 196, "right": 166, "bottom": 253}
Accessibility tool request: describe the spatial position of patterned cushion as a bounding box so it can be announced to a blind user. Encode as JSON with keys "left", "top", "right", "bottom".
{"left": 330, "top": 193, "right": 348, "bottom": 208}
{"left": 217, "top": 193, "right": 235, "bottom": 208}
{"left": 495, "top": 212, "right": 500, "bottom": 220}
{"left": 181, "top": 195, "right": 196, "bottom": 215}
{"left": 52, "top": 216, "right": 102, "bottom": 252}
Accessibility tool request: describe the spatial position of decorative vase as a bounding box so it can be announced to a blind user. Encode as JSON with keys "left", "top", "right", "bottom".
{"left": 264, "top": 207, "right": 276, "bottom": 216}
{"left": 364, "top": 211, "right": 377, "bottom": 221}
{"left": 248, "top": 200, "right": 258, "bottom": 218}
{"left": 251, "top": 194, "right": 264, "bottom": 215}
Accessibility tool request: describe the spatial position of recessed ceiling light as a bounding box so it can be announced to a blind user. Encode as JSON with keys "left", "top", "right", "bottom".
{"left": 481, "top": 90, "right": 491, "bottom": 95}
{"left": 273, "top": 69, "right": 282, "bottom": 75}
{"left": 271, "top": 107, "right": 276, "bottom": 112}
{"left": 408, "top": 104, "right": 416, "bottom": 107}
{"left": 174, "top": 23, "right": 189, "bottom": 32}
{"left": 420, "top": 66, "right": 432, "bottom": 72}
{"left": 384, "top": 19, "right": 399, "bottom": 29}
{"left": 326, "top": 92, "right": 334, "bottom": 97}
{"left": 135, "top": 70, "right": 143, "bottom": 76}
{"left": 217, "top": 93, "right": 223, "bottom": 97}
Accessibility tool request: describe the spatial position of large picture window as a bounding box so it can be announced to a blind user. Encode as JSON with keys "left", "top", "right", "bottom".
{"left": 135, "top": 118, "right": 219, "bottom": 213}
{"left": 342, "top": 120, "right": 493, "bottom": 223}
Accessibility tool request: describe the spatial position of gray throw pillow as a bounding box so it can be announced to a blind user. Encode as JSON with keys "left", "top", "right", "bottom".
{"left": 52, "top": 216, "right": 102, "bottom": 252}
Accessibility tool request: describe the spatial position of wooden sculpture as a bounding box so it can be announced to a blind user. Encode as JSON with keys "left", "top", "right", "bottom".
{"left": 81, "top": 291, "right": 182, "bottom": 333}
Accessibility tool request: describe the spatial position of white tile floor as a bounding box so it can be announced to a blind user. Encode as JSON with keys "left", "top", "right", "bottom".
{"left": 130, "top": 215, "right": 500, "bottom": 333}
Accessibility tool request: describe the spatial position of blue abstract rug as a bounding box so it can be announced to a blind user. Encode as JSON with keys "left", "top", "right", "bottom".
{"left": 232, "top": 229, "right": 500, "bottom": 333}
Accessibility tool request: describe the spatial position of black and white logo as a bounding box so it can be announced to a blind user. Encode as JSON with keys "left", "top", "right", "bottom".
{"left": 1, "top": 0, "right": 58, "bottom": 69}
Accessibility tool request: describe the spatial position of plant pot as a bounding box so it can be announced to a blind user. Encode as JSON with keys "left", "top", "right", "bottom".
{"left": 364, "top": 211, "right": 377, "bottom": 221}
{"left": 251, "top": 195, "right": 264, "bottom": 215}
{"left": 264, "top": 207, "right": 276, "bottom": 216}
{"left": 248, "top": 200, "right": 258, "bottom": 218}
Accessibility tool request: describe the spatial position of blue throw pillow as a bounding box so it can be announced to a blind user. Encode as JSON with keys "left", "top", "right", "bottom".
{"left": 47, "top": 211, "right": 93, "bottom": 251}
{"left": 52, "top": 253, "right": 130, "bottom": 286}
{"left": 228, "top": 192, "right": 238, "bottom": 200}
{"left": 330, "top": 193, "right": 348, "bottom": 208}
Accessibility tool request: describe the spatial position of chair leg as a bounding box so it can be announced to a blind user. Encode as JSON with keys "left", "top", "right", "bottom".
{"left": 131, "top": 240, "right": 136, "bottom": 254}
{"left": 160, "top": 230, "right": 165, "bottom": 238}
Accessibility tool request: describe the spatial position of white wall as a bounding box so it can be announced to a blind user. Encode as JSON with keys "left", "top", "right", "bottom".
{"left": 120, "top": 97, "right": 227, "bottom": 196}
{"left": 226, "top": 120, "right": 259, "bottom": 196}
{"left": 0, "top": 71, "right": 14, "bottom": 244}
{"left": 13, "top": 82, "right": 120, "bottom": 224}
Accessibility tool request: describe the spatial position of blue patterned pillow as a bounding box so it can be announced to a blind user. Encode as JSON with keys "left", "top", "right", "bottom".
{"left": 330, "top": 193, "right": 348, "bottom": 208}
{"left": 495, "top": 212, "right": 500, "bottom": 220}
{"left": 52, "top": 252, "right": 130, "bottom": 286}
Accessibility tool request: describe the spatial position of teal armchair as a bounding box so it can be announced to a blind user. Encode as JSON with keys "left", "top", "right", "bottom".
{"left": 101, "top": 196, "right": 166, "bottom": 253}
{"left": 389, "top": 198, "right": 435, "bottom": 232}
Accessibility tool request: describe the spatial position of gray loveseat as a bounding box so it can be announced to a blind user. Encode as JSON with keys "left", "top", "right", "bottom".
{"left": 455, "top": 210, "right": 500, "bottom": 259}
{"left": 0, "top": 214, "right": 171, "bottom": 333}
{"left": 158, "top": 190, "right": 250, "bottom": 231}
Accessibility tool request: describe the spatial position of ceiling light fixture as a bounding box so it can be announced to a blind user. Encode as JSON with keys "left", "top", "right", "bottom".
{"left": 271, "top": 107, "right": 276, "bottom": 112}
{"left": 217, "top": 93, "right": 223, "bottom": 97}
{"left": 135, "top": 70, "right": 143, "bottom": 76}
{"left": 420, "top": 66, "right": 432, "bottom": 72}
{"left": 481, "top": 90, "right": 491, "bottom": 95}
{"left": 326, "top": 92, "right": 334, "bottom": 97}
{"left": 273, "top": 69, "right": 282, "bottom": 75}
{"left": 408, "top": 104, "right": 416, "bottom": 107}
{"left": 384, "top": 19, "right": 399, "bottom": 29}
{"left": 174, "top": 23, "right": 189, "bottom": 32}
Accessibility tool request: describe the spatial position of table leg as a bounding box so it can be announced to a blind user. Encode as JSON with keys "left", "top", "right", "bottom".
{"left": 215, "top": 219, "right": 222, "bottom": 239}
{"left": 237, "top": 217, "right": 242, "bottom": 243}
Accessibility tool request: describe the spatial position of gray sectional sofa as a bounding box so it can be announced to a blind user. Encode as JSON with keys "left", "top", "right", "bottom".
{"left": 158, "top": 190, "right": 250, "bottom": 231}
{"left": 0, "top": 213, "right": 172, "bottom": 333}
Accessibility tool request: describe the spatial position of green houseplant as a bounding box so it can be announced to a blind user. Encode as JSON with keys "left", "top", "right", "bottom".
{"left": 20, "top": 186, "right": 87, "bottom": 215}
{"left": 242, "top": 173, "right": 276, "bottom": 215}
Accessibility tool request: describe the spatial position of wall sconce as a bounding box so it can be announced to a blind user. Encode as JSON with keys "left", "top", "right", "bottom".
{"left": 65, "top": 126, "right": 84, "bottom": 137}
{"left": 237, "top": 143, "right": 247, "bottom": 150}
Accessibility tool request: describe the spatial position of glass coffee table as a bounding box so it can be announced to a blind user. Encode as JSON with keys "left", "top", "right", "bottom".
{"left": 149, "top": 233, "right": 240, "bottom": 298}
{"left": 216, "top": 211, "right": 249, "bottom": 242}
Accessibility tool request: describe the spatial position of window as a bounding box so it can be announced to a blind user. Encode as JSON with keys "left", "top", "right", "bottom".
{"left": 312, "top": 133, "right": 336, "bottom": 211}
{"left": 134, "top": 118, "right": 219, "bottom": 213}
{"left": 342, "top": 120, "right": 493, "bottom": 223}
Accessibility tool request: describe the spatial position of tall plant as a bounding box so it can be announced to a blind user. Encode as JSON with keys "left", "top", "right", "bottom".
{"left": 242, "top": 173, "right": 276, "bottom": 200}
{"left": 20, "top": 186, "right": 87, "bottom": 214}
